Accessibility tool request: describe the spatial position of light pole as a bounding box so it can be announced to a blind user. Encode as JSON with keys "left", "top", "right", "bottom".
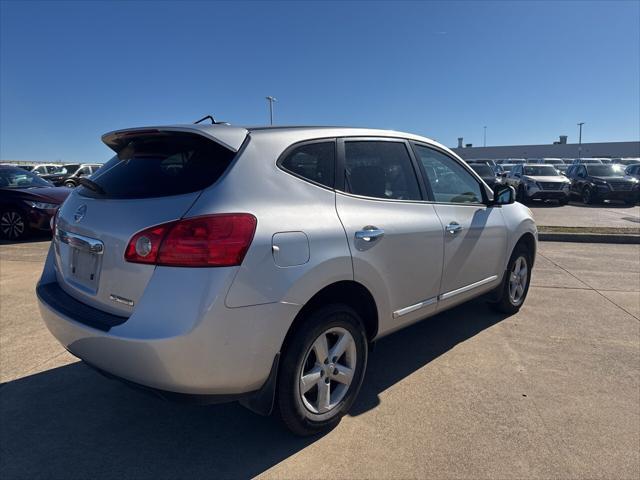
{"left": 483, "top": 126, "right": 487, "bottom": 147}
{"left": 577, "top": 122, "right": 585, "bottom": 159}
{"left": 266, "top": 96, "right": 277, "bottom": 125}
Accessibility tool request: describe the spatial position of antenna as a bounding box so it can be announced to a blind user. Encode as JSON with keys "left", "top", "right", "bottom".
{"left": 194, "top": 115, "right": 216, "bottom": 125}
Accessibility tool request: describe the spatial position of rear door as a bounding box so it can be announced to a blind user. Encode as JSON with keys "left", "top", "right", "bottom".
{"left": 411, "top": 143, "right": 507, "bottom": 308}
{"left": 334, "top": 138, "right": 444, "bottom": 335}
{"left": 54, "top": 130, "right": 242, "bottom": 316}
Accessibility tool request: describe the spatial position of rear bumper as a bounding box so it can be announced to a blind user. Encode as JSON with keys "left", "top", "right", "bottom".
{"left": 37, "top": 246, "right": 299, "bottom": 397}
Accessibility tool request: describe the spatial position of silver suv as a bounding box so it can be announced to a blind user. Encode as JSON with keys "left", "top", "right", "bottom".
{"left": 38, "top": 124, "right": 537, "bottom": 435}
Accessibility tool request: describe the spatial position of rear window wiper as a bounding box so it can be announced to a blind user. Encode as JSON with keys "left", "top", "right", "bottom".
{"left": 78, "top": 178, "right": 106, "bottom": 195}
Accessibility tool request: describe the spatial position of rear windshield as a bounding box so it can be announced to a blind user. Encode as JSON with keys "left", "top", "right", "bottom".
{"left": 80, "top": 133, "right": 236, "bottom": 199}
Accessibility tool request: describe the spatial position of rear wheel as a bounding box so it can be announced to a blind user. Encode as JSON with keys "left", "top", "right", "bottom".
{"left": 559, "top": 197, "right": 569, "bottom": 206}
{"left": 490, "top": 244, "right": 532, "bottom": 314}
{"left": 277, "top": 304, "right": 368, "bottom": 436}
{"left": 0, "top": 209, "right": 29, "bottom": 240}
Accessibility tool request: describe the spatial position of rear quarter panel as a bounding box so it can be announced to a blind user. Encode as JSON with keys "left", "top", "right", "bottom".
{"left": 183, "top": 133, "right": 353, "bottom": 309}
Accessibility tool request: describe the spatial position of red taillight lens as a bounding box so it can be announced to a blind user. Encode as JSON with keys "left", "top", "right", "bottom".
{"left": 125, "top": 223, "right": 173, "bottom": 265}
{"left": 125, "top": 214, "right": 257, "bottom": 267}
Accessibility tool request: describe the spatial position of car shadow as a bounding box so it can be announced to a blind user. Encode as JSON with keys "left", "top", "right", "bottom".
{"left": 0, "top": 299, "right": 507, "bottom": 479}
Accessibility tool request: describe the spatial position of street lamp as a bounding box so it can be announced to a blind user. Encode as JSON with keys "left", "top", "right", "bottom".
{"left": 577, "top": 122, "right": 585, "bottom": 159}
{"left": 483, "top": 126, "right": 487, "bottom": 147}
{"left": 266, "top": 96, "right": 277, "bottom": 125}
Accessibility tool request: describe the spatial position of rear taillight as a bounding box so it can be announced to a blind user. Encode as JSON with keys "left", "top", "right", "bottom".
{"left": 125, "top": 214, "right": 257, "bottom": 267}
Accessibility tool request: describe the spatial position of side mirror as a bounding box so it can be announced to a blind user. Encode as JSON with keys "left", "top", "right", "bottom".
{"left": 491, "top": 185, "right": 516, "bottom": 205}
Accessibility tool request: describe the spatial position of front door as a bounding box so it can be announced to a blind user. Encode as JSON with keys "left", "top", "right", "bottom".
{"left": 411, "top": 143, "right": 508, "bottom": 308}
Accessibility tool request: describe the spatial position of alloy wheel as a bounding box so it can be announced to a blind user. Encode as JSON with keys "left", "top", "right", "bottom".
{"left": 298, "top": 327, "right": 357, "bottom": 419}
{"left": 0, "top": 211, "right": 25, "bottom": 240}
{"left": 508, "top": 256, "right": 528, "bottom": 305}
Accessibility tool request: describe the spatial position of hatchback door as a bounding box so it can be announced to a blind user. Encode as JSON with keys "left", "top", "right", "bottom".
{"left": 411, "top": 143, "right": 507, "bottom": 308}
{"left": 53, "top": 127, "right": 245, "bottom": 316}
{"left": 334, "top": 138, "right": 444, "bottom": 336}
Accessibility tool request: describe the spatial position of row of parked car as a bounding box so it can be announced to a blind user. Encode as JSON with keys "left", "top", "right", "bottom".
{"left": 466, "top": 157, "right": 640, "bottom": 205}
{"left": 16, "top": 163, "right": 102, "bottom": 188}
{"left": 0, "top": 163, "right": 102, "bottom": 240}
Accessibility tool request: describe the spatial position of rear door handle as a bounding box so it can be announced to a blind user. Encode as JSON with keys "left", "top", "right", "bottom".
{"left": 446, "top": 222, "right": 463, "bottom": 235}
{"left": 355, "top": 226, "right": 385, "bottom": 242}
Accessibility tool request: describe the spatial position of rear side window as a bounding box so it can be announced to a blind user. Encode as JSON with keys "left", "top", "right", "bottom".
{"left": 280, "top": 142, "right": 335, "bottom": 188}
{"left": 80, "top": 134, "right": 236, "bottom": 199}
{"left": 343, "top": 141, "right": 421, "bottom": 200}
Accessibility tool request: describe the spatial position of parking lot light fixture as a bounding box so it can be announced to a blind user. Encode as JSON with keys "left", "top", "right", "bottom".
{"left": 266, "top": 96, "right": 277, "bottom": 125}
{"left": 577, "top": 122, "right": 585, "bottom": 159}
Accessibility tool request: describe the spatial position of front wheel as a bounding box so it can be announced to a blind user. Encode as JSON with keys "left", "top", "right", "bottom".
{"left": 582, "top": 186, "right": 595, "bottom": 205}
{"left": 0, "top": 209, "right": 29, "bottom": 240}
{"left": 64, "top": 181, "right": 76, "bottom": 188}
{"left": 490, "top": 244, "right": 532, "bottom": 314}
{"left": 277, "top": 304, "right": 368, "bottom": 436}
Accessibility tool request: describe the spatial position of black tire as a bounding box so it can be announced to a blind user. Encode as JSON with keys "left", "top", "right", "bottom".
{"left": 0, "top": 209, "right": 29, "bottom": 240}
{"left": 490, "top": 243, "right": 532, "bottom": 315}
{"left": 559, "top": 198, "right": 569, "bottom": 206}
{"left": 276, "top": 304, "right": 368, "bottom": 436}
{"left": 64, "top": 180, "right": 76, "bottom": 188}
{"left": 582, "top": 186, "right": 595, "bottom": 205}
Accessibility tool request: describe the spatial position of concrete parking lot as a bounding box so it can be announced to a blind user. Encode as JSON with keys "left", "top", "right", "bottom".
{"left": 0, "top": 239, "right": 638, "bottom": 479}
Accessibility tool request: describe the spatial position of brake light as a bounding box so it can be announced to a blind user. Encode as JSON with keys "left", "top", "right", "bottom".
{"left": 125, "top": 214, "right": 257, "bottom": 267}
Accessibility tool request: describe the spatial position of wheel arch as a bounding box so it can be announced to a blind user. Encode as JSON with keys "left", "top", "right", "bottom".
{"left": 515, "top": 231, "right": 537, "bottom": 268}
{"left": 280, "top": 280, "right": 379, "bottom": 354}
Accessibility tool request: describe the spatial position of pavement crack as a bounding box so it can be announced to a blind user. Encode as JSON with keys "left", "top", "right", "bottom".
{"left": 538, "top": 252, "right": 639, "bottom": 321}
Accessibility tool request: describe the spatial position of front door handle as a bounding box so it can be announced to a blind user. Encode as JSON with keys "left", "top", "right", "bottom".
{"left": 446, "top": 222, "right": 463, "bottom": 235}
{"left": 355, "top": 226, "right": 385, "bottom": 242}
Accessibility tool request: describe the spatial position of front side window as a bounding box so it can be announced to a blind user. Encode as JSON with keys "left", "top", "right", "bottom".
{"left": 413, "top": 145, "right": 483, "bottom": 204}
{"left": 280, "top": 141, "right": 335, "bottom": 188}
{"left": 343, "top": 141, "right": 421, "bottom": 200}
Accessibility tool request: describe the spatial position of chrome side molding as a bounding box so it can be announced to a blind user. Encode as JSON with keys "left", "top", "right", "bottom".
{"left": 439, "top": 275, "right": 498, "bottom": 301}
{"left": 393, "top": 297, "right": 437, "bottom": 318}
{"left": 393, "top": 274, "right": 499, "bottom": 319}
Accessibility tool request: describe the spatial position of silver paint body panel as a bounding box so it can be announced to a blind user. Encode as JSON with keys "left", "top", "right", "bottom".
{"left": 38, "top": 126, "right": 537, "bottom": 396}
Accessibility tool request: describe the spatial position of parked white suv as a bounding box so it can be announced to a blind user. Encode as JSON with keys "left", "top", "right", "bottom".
{"left": 38, "top": 124, "right": 537, "bottom": 435}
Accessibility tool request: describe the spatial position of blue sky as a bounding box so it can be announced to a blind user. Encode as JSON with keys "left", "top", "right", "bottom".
{"left": 1, "top": 0, "right": 639, "bottom": 163}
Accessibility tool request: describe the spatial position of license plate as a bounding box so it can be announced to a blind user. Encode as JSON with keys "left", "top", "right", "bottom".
{"left": 70, "top": 247, "right": 101, "bottom": 292}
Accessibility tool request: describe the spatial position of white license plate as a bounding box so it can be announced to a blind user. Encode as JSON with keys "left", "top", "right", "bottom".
{"left": 70, "top": 247, "right": 101, "bottom": 292}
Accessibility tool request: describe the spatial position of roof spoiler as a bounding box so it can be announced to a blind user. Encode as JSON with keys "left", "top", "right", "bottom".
{"left": 101, "top": 124, "right": 248, "bottom": 153}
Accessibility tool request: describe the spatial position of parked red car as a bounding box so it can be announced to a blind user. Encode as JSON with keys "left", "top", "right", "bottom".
{"left": 0, "top": 166, "right": 70, "bottom": 240}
